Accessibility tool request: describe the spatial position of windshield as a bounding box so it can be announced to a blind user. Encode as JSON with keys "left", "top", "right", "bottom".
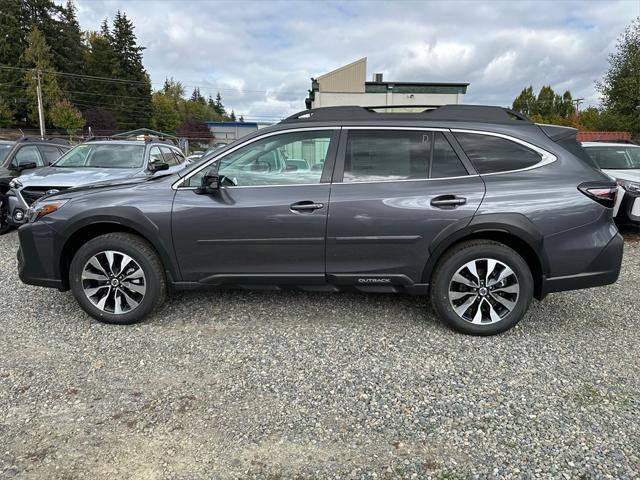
{"left": 54, "top": 143, "right": 145, "bottom": 168}
{"left": 0, "top": 143, "right": 13, "bottom": 164}
{"left": 584, "top": 145, "right": 640, "bottom": 170}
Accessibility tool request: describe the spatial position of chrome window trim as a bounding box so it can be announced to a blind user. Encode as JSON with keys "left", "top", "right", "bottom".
{"left": 332, "top": 175, "right": 480, "bottom": 186}
{"left": 450, "top": 128, "right": 557, "bottom": 175}
{"left": 172, "top": 126, "right": 340, "bottom": 190}
{"left": 343, "top": 126, "right": 449, "bottom": 132}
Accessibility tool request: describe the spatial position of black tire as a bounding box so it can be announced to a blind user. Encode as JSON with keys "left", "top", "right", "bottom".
{"left": 0, "top": 193, "right": 13, "bottom": 235}
{"left": 430, "top": 240, "right": 533, "bottom": 335}
{"left": 69, "top": 232, "right": 166, "bottom": 325}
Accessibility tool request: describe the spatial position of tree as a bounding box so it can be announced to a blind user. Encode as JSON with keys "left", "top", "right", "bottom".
{"left": 0, "top": 99, "right": 14, "bottom": 127}
{"left": 512, "top": 86, "right": 536, "bottom": 116}
{"left": 213, "top": 92, "right": 226, "bottom": 116}
{"left": 50, "top": 99, "right": 85, "bottom": 136}
{"left": 177, "top": 120, "right": 213, "bottom": 140}
{"left": 597, "top": 16, "right": 640, "bottom": 134}
{"left": 82, "top": 107, "right": 117, "bottom": 133}
{"left": 190, "top": 87, "right": 206, "bottom": 104}
{"left": 229, "top": 110, "right": 236, "bottom": 121}
{"left": 22, "top": 27, "right": 62, "bottom": 125}
{"left": 151, "top": 92, "right": 181, "bottom": 133}
{"left": 239, "top": 115, "right": 244, "bottom": 123}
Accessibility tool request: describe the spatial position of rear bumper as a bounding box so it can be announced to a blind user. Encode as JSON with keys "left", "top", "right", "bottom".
{"left": 541, "top": 232, "right": 624, "bottom": 296}
{"left": 17, "top": 221, "right": 66, "bottom": 289}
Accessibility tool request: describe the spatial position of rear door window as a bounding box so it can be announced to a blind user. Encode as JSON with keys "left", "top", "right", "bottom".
{"left": 453, "top": 132, "right": 542, "bottom": 174}
{"left": 342, "top": 130, "right": 430, "bottom": 182}
{"left": 38, "top": 145, "right": 64, "bottom": 164}
{"left": 160, "top": 146, "right": 179, "bottom": 166}
{"left": 431, "top": 132, "right": 468, "bottom": 178}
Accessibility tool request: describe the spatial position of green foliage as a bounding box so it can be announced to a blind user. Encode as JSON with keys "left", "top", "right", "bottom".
{"left": 0, "top": 99, "right": 14, "bottom": 127}
{"left": 0, "top": 1, "right": 235, "bottom": 132}
{"left": 151, "top": 92, "right": 180, "bottom": 134}
{"left": 512, "top": 85, "right": 575, "bottom": 122}
{"left": 597, "top": 16, "right": 640, "bottom": 134}
{"left": 22, "top": 27, "right": 62, "bottom": 124}
{"left": 49, "top": 98, "right": 85, "bottom": 134}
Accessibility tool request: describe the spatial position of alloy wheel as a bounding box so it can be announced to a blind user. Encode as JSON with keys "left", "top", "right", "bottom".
{"left": 81, "top": 250, "right": 146, "bottom": 314}
{"left": 448, "top": 258, "right": 520, "bottom": 325}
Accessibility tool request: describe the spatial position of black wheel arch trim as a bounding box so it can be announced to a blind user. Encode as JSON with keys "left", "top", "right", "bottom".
{"left": 57, "top": 207, "right": 182, "bottom": 285}
{"left": 421, "top": 212, "right": 549, "bottom": 286}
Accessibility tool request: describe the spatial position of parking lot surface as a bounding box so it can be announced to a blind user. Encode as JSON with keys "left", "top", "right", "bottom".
{"left": 1, "top": 229, "right": 639, "bottom": 479}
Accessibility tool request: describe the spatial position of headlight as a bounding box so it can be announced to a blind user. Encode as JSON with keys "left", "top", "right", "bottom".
{"left": 9, "top": 178, "right": 22, "bottom": 189}
{"left": 617, "top": 179, "right": 640, "bottom": 194}
{"left": 27, "top": 199, "right": 69, "bottom": 222}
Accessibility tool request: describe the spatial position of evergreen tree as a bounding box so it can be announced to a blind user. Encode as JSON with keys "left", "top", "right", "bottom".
{"left": 239, "top": 115, "right": 244, "bottom": 123}
{"left": 229, "top": 110, "right": 236, "bottom": 121}
{"left": 22, "top": 27, "right": 62, "bottom": 125}
{"left": 213, "top": 92, "right": 226, "bottom": 116}
{"left": 109, "top": 11, "right": 152, "bottom": 128}
{"left": 0, "top": 0, "right": 28, "bottom": 123}
{"left": 0, "top": 99, "right": 14, "bottom": 127}
{"left": 55, "top": 1, "right": 87, "bottom": 93}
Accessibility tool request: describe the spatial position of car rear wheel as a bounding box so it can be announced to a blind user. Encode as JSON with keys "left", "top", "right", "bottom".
{"left": 69, "top": 233, "right": 166, "bottom": 324}
{"left": 430, "top": 240, "right": 533, "bottom": 335}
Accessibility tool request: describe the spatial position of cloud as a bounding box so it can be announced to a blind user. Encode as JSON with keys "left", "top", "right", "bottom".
{"left": 68, "top": 0, "right": 639, "bottom": 121}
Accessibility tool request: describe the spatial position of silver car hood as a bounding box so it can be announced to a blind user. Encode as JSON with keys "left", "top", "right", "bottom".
{"left": 603, "top": 168, "right": 640, "bottom": 183}
{"left": 17, "top": 166, "right": 143, "bottom": 188}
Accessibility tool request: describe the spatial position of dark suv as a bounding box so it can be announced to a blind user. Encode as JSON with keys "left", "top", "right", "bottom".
{"left": 17, "top": 106, "right": 623, "bottom": 335}
{"left": 0, "top": 137, "right": 70, "bottom": 232}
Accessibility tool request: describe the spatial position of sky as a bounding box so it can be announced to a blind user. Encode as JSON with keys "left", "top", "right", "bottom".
{"left": 68, "top": 0, "right": 640, "bottom": 122}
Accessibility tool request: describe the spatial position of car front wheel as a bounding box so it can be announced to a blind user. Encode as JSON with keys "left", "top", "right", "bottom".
{"left": 430, "top": 240, "right": 533, "bottom": 335}
{"left": 69, "top": 232, "right": 166, "bottom": 324}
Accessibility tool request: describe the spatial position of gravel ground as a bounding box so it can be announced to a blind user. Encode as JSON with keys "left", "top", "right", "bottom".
{"left": 0, "top": 229, "right": 639, "bottom": 479}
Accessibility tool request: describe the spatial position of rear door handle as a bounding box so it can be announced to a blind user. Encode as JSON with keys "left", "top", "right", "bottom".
{"left": 431, "top": 195, "right": 467, "bottom": 208}
{"left": 290, "top": 201, "right": 325, "bottom": 212}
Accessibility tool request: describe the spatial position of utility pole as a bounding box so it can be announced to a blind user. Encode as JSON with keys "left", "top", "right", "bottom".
{"left": 573, "top": 98, "right": 584, "bottom": 114}
{"left": 35, "top": 70, "right": 46, "bottom": 139}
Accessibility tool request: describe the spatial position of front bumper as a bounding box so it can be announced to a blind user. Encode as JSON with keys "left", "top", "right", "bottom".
{"left": 6, "top": 189, "right": 29, "bottom": 226}
{"left": 541, "top": 232, "right": 624, "bottom": 296}
{"left": 616, "top": 190, "right": 640, "bottom": 225}
{"left": 17, "top": 221, "right": 66, "bottom": 290}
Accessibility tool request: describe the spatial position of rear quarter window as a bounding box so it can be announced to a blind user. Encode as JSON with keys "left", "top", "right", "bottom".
{"left": 453, "top": 132, "right": 542, "bottom": 174}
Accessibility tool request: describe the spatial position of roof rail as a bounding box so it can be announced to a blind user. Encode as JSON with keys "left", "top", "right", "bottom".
{"left": 281, "top": 105, "right": 532, "bottom": 125}
{"left": 16, "top": 136, "right": 70, "bottom": 145}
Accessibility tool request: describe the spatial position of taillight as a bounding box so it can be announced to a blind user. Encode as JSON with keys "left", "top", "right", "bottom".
{"left": 578, "top": 182, "right": 617, "bottom": 208}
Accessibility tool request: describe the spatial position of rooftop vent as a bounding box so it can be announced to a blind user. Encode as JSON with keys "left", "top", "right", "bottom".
{"left": 373, "top": 73, "right": 383, "bottom": 82}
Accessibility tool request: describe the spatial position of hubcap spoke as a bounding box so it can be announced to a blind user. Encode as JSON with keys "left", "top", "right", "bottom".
{"left": 448, "top": 257, "right": 519, "bottom": 325}
{"left": 452, "top": 272, "right": 478, "bottom": 288}
{"left": 82, "top": 250, "right": 146, "bottom": 315}
{"left": 453, "top": 294, "right": 478, "bottom": 317}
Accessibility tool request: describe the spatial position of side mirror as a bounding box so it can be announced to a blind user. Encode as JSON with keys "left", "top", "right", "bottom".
{"left": 17, "top": 161, "right": 37, "bottom": 172}
{"left": 195, "top": 172, "right": 220, "bottom": 194}
{"left": 149, "top": 161, "right": 169, "bottom": 173}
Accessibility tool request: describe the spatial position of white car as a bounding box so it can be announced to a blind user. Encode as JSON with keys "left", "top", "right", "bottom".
{"left": 582, "top": 142, "right": 640, "bottom": 226}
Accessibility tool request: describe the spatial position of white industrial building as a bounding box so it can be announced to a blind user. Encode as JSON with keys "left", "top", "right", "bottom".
{"left": 305, "top": 57, "right": 468, "bottom": 111}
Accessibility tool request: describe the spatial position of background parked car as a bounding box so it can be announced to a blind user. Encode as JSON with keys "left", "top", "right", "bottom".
{"left": 0, "top": 137, "right": 71, "bottom": 233}
{"left": 4, "top": 138, "right": 187, "bottom": 232}
{"left": 582, "top": 142, "right": 640, "bottom": 226}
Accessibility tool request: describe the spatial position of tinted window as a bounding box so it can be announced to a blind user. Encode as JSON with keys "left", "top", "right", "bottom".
{"left": 186, "top": 130, "right": 332, "bottom": 187}
{"left": 0, "top": 143, "right": 13, "bottom": 164}
{"left": 38, "top": 145, "right": 64, "bottom": 164}
{"left": 343, "top": 130, "right": 429, "bottom": 182}
{"left": 14, "top": 145, "right": 45, "bottom": 167}
{"left": 160, "top": 146, "right": 179, "bottom": 166}
{"left": 454, "top": 132, "right": 542, "bottom": 174}
{"left": 431, "top": 133, "right": 467, "bottom": 178}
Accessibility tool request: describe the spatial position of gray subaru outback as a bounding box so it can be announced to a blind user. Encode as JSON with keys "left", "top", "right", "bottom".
{"left": 17, "top": 106, "right": 623, "bottom": 335}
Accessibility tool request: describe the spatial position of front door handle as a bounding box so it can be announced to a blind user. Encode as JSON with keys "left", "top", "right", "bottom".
{"left": 431, "top": 195, "right": 467, "bottom": 208}
{"left": 290, "top": 201, "right": 324, "bottom": 212}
